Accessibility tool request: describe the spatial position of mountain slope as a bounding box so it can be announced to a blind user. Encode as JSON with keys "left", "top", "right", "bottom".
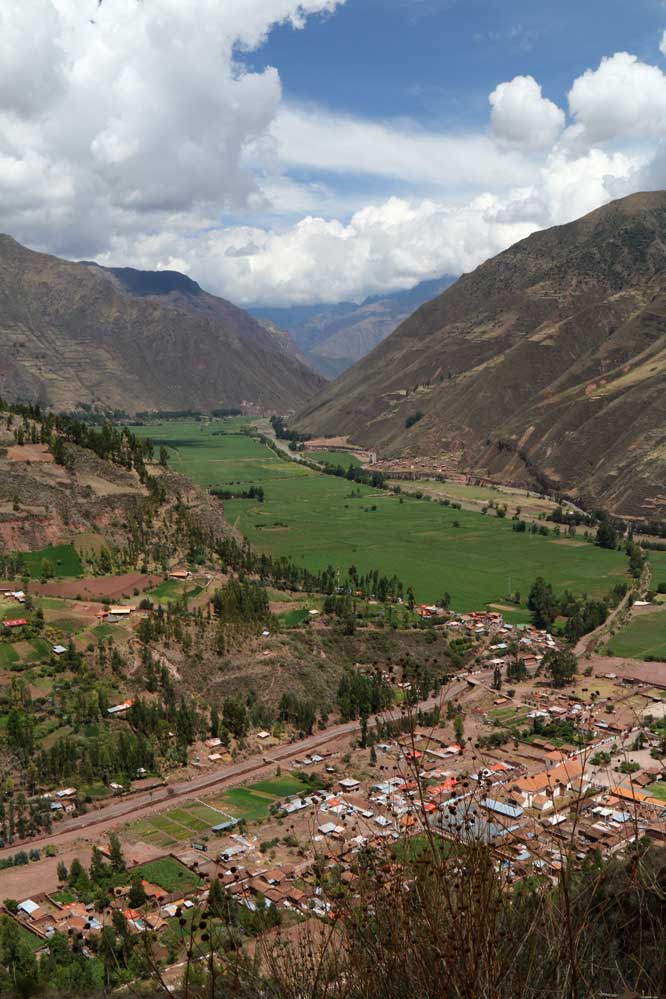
{"left": 297, "top": 192, "right": 666, "bottom": 518}
{"left": 251, "top": 277, "right": 455, "bottom": 378}
{"left": 0, "top": 237, "right": 324, "bottom": 414}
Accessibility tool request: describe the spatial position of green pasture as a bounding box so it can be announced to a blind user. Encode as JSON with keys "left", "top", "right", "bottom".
{"left": 607, "top": 608, "right": 666, "bottom": 661}
{"left": 134, "top": 857, "right": 202, "bottom": 893}
{"left": 134, "top": 418, "right": 638, "bottom": 610}
{"left": 279, "top": 607, "right": 310, "bottom": 628}
{"left": 0, "top": 645, "right": 19, "bottom": 668}
{"left": 308, "top": 450, "right": 362, "bottom": 468}
{"left": 146, "top": 579, "right": 185, "bottom": 602}
{"left": 21, "top": 543, "right": 83, "bottom": 579}
{"left": 211, "top": 773, "right": 312, "bottom": 823}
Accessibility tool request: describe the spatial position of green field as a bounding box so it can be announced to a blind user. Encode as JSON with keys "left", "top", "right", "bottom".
{"left": 607, "top": 608, "right": 666, "bottom": 661}
{"left": 279, "top": 607, "right": 310, "bottom": 628}
{"left": 0, "top": 645, "right": 19, "bottom": 667}
{"left": 646, "top": 781, "right": 666, "bottom": 801}
{"left": 134, "top": 419, "right": 640, "bottom": 610}
{"left": 211, "top": 773, "right": 313, "bottom": 822}
{"left": 21, "top": 543, "right": 83, "bottom": 579}
{"left": 134, "top": 857, "right": 202, "bottom": 893}
{"left": 14, "top": 924, "right": 44, "bottom": 953}
{"left": 307, "top": 450, "right": 362, "bottom": 468}
{"left": 146, "top": 579, "right": 185, "bottom": 602}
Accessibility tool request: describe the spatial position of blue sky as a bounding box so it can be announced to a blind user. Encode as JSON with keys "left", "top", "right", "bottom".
{"left": 5, "top": 1, "right": 666, "bottom": 305}
{"left": 256, "top": 0, "right": 664, "bottom": 127}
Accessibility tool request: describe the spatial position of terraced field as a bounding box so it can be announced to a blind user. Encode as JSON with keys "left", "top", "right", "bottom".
{"left": 129, "top": 800, "right": 236, "bottom": 849}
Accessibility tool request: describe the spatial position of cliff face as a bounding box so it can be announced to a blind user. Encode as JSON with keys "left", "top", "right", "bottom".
{"left": 297, "top": 192, "right": 666, "bottom": 518}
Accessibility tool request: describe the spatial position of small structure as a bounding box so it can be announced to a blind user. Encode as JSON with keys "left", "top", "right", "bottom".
{"left": 52, "top": 645, "right": 67, "bottom": 656}
{"left": 107, "top": 699, "right": 134, "bottom": 715}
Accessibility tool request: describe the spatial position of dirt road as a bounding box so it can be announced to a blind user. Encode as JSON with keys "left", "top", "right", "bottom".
{"left": 0, "top": 679, "right": 472, "bottom": 864}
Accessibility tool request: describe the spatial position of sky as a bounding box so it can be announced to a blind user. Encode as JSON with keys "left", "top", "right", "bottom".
{"left": 3, "top": 0, "right": 666, "bottom": 305}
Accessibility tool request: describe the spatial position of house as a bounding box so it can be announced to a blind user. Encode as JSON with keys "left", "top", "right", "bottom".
{"left": 109, "top": 606, "right": 134, "bottom": 617}
{"left": 169, "top": 569, "right": 190, "bottom": 580}
{"left": 3, "top": 618, "right": 28, "bottom": 629}
{"left": 52, "top": 645, "right": 67, "bottom": 656}
{"left": 513, "top": 759, "right": 587, "bottom": 808}
{"left": 481, "top": 798, "right": 524, "bottom": 820}
{"left": 339, "top": 778, "right": 361, "bottom": 792}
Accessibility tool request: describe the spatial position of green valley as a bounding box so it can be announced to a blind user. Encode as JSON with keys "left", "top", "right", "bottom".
{"left": 134, "top": 418, "right": 644, "bottom": 613}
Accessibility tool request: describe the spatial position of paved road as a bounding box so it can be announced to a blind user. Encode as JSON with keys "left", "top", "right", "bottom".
{"left": 0, "top": 678, "right": 475, "bottom": 860}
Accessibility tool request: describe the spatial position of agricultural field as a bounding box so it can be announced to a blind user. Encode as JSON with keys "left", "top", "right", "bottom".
{"left": 21, "top": 543, "right": 83, "bottom": 579}
{"left": 307, "top": 450, "right": 362, "bottom": 468}
{"left": 133, "top": 857, "right": 202, "bottom": 893}
{"left": 210, "top": 773, "right": 314, "bottom": 823}
{"left": 607, "top": 607, "right": 666, "bottom": 661}
{"left": 390, "top": 479, "right": 565, "bottom": 522}
{"left": 134, "top": 419, "right": 641, "bottom": 612}
{"left": 129, "top": 800, "right": 236, "bottom": 849}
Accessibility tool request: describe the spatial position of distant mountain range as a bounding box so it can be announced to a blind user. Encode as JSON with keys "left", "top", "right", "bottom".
{"left": 297, "top": 192, "right": 666, "bottom": 518}
{"left": 0, "top": 236, "right": 324, "bottom": 414}
{"left": 250, "top": 277, "right": 455, "bottom": 378}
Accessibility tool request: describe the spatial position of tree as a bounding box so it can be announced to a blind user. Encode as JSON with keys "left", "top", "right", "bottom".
{"left": 528, "top": 577, "right": 556, "bottom": 631}
{"left": 57, "top": 861, "right": 68, "bottom": 883}
{"left": 89, "top": 845, "right": 107, "bottom": 884}
{"left": 108, "top": 832, "right": 126, "bottom": 873}
{"left": 453, "top": 713, "right": 465, "bottom": 744}
{"left": 159, "top": 446, "right": 169, "bottom": 468}
{"left": 492, "top": 666, "right": 502, "bottom": 691}
{"left": 208, "top": 877, "right": 225, "bottom": 917}
{"left": 596, "top": 521, "right": 618, "bottom": 550}
{"left": 128, "top": 873, "right": 146, "bottom": 909}
{"left": 543, "top": 648, "right": 577, "bottom": 689}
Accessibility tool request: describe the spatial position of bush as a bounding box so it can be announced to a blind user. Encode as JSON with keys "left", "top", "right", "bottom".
{"left": 405, "top": 411, "right": 424, "bottom": 429}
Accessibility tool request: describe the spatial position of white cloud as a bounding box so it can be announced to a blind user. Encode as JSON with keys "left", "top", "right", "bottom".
{"left": 489, "top": 76, "right": 565, "bottom": 151}
{"left": 0, "top": 0, "right": 344, "bottom": 255}
{"left": 567, "top": 52, "right": 666, "bottom": 148}
{"left": 273, "top": 105, "right": 535, "bottom": 190}
{"left": 0, "top": 5, "right": 665, "bottom": 308}
{"left": 660, "top": 30, "right": 666, "bottom": 57}
{"left": 98, "top": 138, "right": 638, "bottom": 307}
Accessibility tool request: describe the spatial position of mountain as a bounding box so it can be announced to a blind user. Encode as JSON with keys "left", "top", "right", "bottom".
{"left": 0, "top": 236, "right": 325, "bottom": 414}
{"left": 250, "top": 277, "right": 455, "bottom": 378}
{"left": 297, "top": 192, "right": 666, "bottom": 518}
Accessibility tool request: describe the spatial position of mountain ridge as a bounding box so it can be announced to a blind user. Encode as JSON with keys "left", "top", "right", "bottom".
{"left": 250, "top": 276, "right": 456, "bottom": 377}
{"left": 296, "top": 191, "right": 666, "bottom": 518}
{"left": 0, "top": 236, "right": 324, "bottom": 414}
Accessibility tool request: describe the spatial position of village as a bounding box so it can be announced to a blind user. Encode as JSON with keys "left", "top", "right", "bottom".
{"left": 4, "top": 603, "right": 666, "bottom": 977}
